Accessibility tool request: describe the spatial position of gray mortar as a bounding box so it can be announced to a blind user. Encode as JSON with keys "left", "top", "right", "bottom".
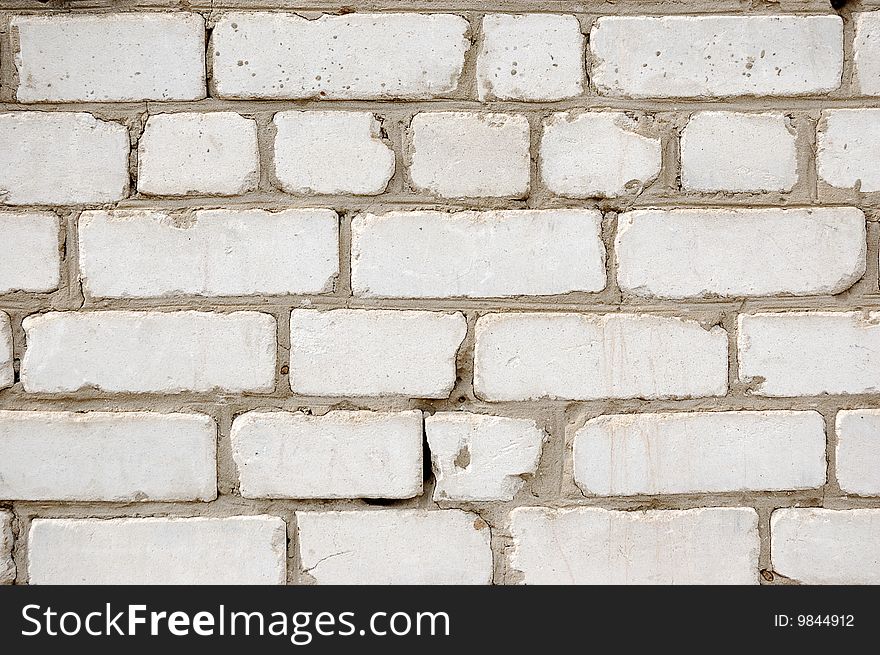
{"left": 2, "top": 1, "right": 880, "bottom": 585}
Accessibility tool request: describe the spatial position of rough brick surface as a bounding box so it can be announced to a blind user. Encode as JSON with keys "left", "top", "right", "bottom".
{"left": 540, "top": 111, "right": 662, "bottom": 198}
{"left": 273, "top": 111, "right": 395, "bottom": 195}
{"left": 137, "top": 113, "right": 259, "bottom": 196}
{"left": 510, "top": 507, "right": 760, "bottom": 584}
{"left": 289, "top": 309, "right": 466, "bottom": 398}
{"left": 477, "top": 14, "right": 584, "bottom": 101}
{"left": 835, "top": 410, "right": 880, "bottom": 496}
{"left": 351, "top": 209, "right": 605, "bottom": 298}
{"left": 590, "top": 15, "right": 843, "bottom": 98}
{"left": 13, "top": 14, "right": 206, "bottom": 102}
{"left": 738, "top": 312, "right": 880, "bottom": 396}
{"left": 28, "top": 517, "right": 288, "bottom": 585}
{"left": 231, "top": 410, "right": 423, "bottom": 499}
{"left": 0, "top": 312, "right": 11, "bottom": 391}
{"left": 0, "top": 411, "right": 216, "bottom": 501}
{"left": 0, "top": 112, "right": 129, "bottom": 205}
{"left": 212, "top": 13, "right": 470, "bottom": 100}
{"left": 0, "top": 511, "right": 12, "bottom": 585}
{"left": 79, "top": 209, "right": 338, "bottom": 298}
{"left": 0, "top": 212, "right": 60, "bottom": 294}
{"left": 426, "top": 412, "right": 544, "bottom": 501}
{"left": 21, "top": 311, "right": 276, "bottom": 394}
{"left": 771, "top": 509, "right": 880, "bottom": 584}
{"left": 409, "top": 113, "right": 530, "bottom": 198}
{"left": 854, "top": 13, "right": 880, "bottom": 96}
{"left": 573, "top": 411, "right": 826, "bottom": 496}
{"left": 616, "top": 208, "right": 866, "bottom": 299}
{"left": 818, "top": 109, "right": 880, "bottom": 192}
{"left": 296, "top": 510, "right": 493, "bottom": 584}
{"left": 474, "top": 313, "right": 728, "bottom": 401}
{"left": 680, "top": 112, "right": 798, "bottom": 192}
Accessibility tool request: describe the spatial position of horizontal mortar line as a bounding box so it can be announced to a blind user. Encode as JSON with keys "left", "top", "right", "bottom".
{"left": 7, "top": 96, "right": 880, "bottom": 114}
{"left": 9, "top": 195, "right": 880, "bottom": 212}
{"left": 6, "top": 296, "right": 880, "bottom": 313}
{"left": 0, "top": 2, "right": 856, "bottom": 16}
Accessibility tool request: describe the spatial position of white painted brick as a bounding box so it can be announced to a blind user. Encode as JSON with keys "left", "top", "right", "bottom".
{"left": 21, "top": 311, "right": 276, "bottom": 394}
{"left": 273, "top": 111, "right": 394, "bottom": 195}
{"left": 409, "top": 113, "right": 530, "bottom": 198}
{"left": 231, "top": 410, "right": 422, "bottom": 499}
{"left": 836, "top": 409, "right": 880, "bottom": 496}
{"left": 771, "top": 509, "right": 880, "bottom": 584}
{"left": 818, "top": 109, "right": 880, "bottom": 192}
{"left": 0, "top": 112, "right": 129, "bottom": 205}
{"left": 426, "top": 412, "right": 544, "bottom": 501}
{"left": 0, "top": 511, "right": 12, "bottom": 585}
{"left": 297, "top": 510, "right": 492, "bottom": 584}
{"left": 351, "top": 209, "right": 605, "bottom": 298}
{"left": 738, "top": 312, "right": 880, "bottom": 396}
{"left": 616, "top": 208, "right": 866, "bottom": 299}
{"left": 511, "top": 507, "right": 759, "bottom": 584}
{"left": 574, "top": 411, "right": 826, "bottom": 496}
{"left": 0, "top": 411, "right": 216, "bottom": 501}
{"left": 590, "top": 16, "right": 843, "bottom": 98}
{"left": 477, "top": 14, "right": 584, "bottom": 101}
{"left": 680, "top": 112, "right": 798, "bottom": 192}
{"left": 13, "top": 14, "right": 205, "bottom": 102}
{"left": 540, "top": 112, "right": 662, "bottom": 198}
{"left": 290, "top": 309, "right": 466, "bottom": 398}
{"left": 212, "top": 13, "right": 469, "bottom": 100}
{"left": 0, "top": 213, "right": 60, "bottom": 294}
{"left": 854, "top": 13, "right": 880, "bottom": 95}
{"left": 474, "top": 313, "right": 728, "bottom": 401}
{"left": 79, "top": 209, "right": 338, "bottom": 298}
{"left": 28, "top": 516, "right": 287, "bottom": 585}
{"left": 137, "top": 113, "right": 259, "bottom": 196}
{"left": 0, "top": 312, "right": 11, "bottom": 391}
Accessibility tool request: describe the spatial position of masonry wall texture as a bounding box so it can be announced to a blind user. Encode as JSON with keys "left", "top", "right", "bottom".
{"left": 1, "top": 0, "right": 880, "bottom": 586}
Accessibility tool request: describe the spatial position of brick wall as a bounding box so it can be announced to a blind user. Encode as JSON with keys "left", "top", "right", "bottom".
{"left": 1, "top": 0, "right": 879, "bottom": 585}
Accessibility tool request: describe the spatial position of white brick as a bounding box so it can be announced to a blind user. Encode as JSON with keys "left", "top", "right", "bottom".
{"left": 836, "top": 410, "right": 880, "bottom": 496}
{"left": 0, "top": 213, "right": 60, "bottom": 294}
{"left": 0, "top": 312, "right": 11, "bottom": 391}
{"left": 738, "top": 312, "right": 880, "bottom": 396}
{"left": 680, "top": 112, "right": 798, "bottom": 192}
{"left": 574, "top": 411, "right": 826, "bottom": 496}
{"left": 212, "top": 13, "right": 469, "bottom": 100}
{"left": 854, "top": 13, "right": 880, "bottom": 95}
{"left": 540, "top": 112, "right": 662, "bottom": 198}
{"left": 590, "top": 16, "right": 842, "bottom": 98}
{"left": 0, "top": 511, "right": 12, "bottom": 585}
{"left": 511, "top": 507, "right": 759, "bottom": 584}
{"left": 474, "top": 313, "right": 728, "bottom": 402}
{"left": 79, "top": 209, "right": 338, "bottom": 298}
{"left": 818, "top": 109, "right": 880, "bottom": 192}
{"left": 137, "top": 113, "right": 259, "bottom": 196}
{"left": 290, "top": 309, "right": 466, "bottom": 398}
{"left": 0, "top": 112, "right": 129, "bottom": 205}
{"left": 771, "top": 509, "right": 880, "bottom": 584}
{"left": 13, "top": 14, "right": 205, "bottom": 102}
{"left": 477, "top": 14, "right": 584, "bottom": 101}
{"left": 616, "top": 208, "right": 866, "bottom": 299}
{"left": 409, "top": 113, "right": 530, "bottom": 198}
{"left": 426, "top": 412, "right": 544, "bottom": 501}
{"left": 297, "top": 510, "right": 492, "bottom": 584}
{"left": 0, "top": 411, "right": 216, "bottom": 501}
{"left": 231, "top": 410, "right": 422, "bottom": 499}
{"left": 351, "top": 209, "right": 605, "bottom": 298}
{"left": 28, "top": 516, "right": 287, "bottom": 585}
{"left": 22, "top": 311, "right": 276, "bottom": 394}
{"left": 273, "top": 111, "right": 394, "bottom": 195}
